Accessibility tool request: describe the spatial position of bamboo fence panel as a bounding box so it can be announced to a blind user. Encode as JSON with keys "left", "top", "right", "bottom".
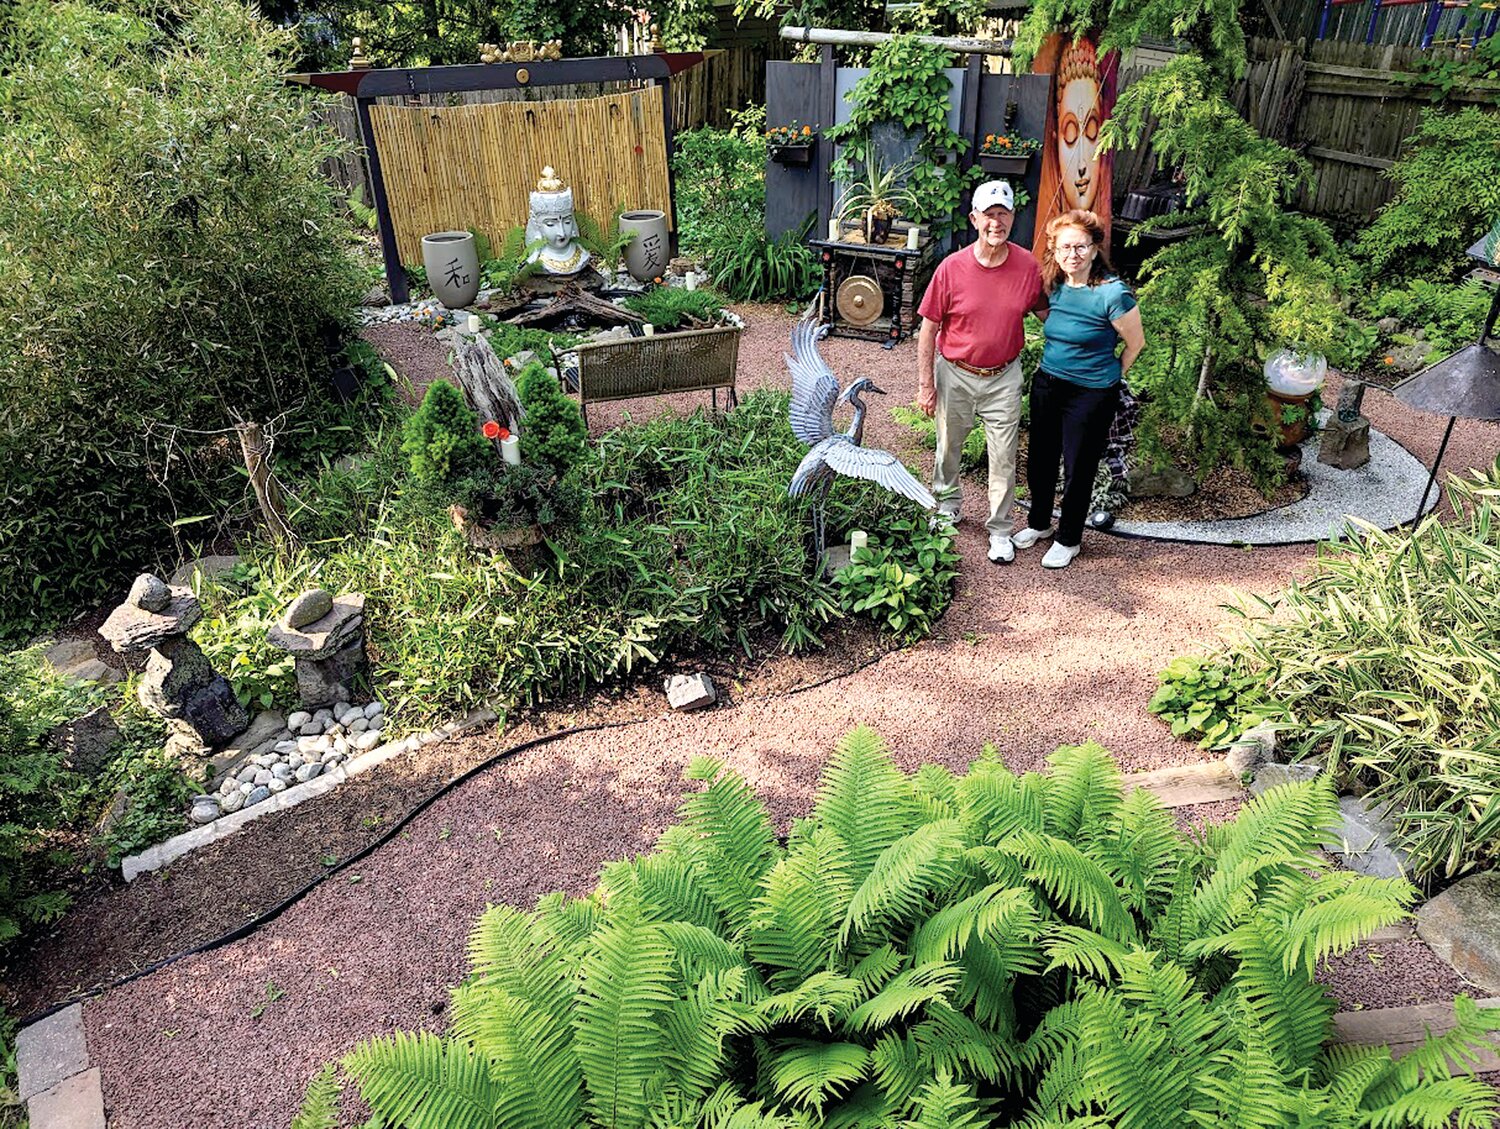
{"left": 369, "top": 86, "right": 672, "bottom": 264}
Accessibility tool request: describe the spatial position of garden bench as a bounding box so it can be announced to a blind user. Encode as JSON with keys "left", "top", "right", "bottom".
{"left": 568, "top": 322, "right": 741, "bottom": 424}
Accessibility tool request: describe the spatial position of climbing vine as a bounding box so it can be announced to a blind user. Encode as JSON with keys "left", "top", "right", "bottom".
{"left": 824, "top": 35, "right": 980, "bottom": 237}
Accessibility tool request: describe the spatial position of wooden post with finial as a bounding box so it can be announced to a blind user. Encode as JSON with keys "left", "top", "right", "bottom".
{"left": 349, "top": 37, "right": 372, "bottom": 70}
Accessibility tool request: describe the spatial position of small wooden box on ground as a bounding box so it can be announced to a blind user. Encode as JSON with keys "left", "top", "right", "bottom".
{"left": 812, "top": 230, "right": 939, "bottom": 346}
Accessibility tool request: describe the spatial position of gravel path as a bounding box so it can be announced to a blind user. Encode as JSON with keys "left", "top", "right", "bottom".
{"left": 82, "top": 307, "right": 1500, "bottom": 1128}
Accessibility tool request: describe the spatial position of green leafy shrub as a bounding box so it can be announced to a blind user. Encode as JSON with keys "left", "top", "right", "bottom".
{"left": 891, "top": 406, "right": 987, "bottom": 472}
{"left": 0, "top": 649, "right": 185, "bottom": 942}
{"left": 672, "top": 107, "right": 822, "bottom": 304}
{"left": 1364, "top": 277, "right": 1491, "bottom": 358}
{"left": 1354, "top": 107, "right": 1500, "bottom": 284}
{"left": 1202, "top": 463, "right": 1500, "bottom": 880}
{"left": 305, "top": 728, "right": 1500, "bottom": 1128}
{"left": 622, "top": 286, "right": 729, "bottom": 330}
{"left": 516, "top": 363, "right": 588, "bottom": 476}
{"left": 193, "top": 559, "right": 305, "bottom": 710}
{"left": 835, "top": 519, "right": 959, "bottom": 638}
{"left": 402, "top": 382, "right": 491, "bottom": 488}
{"left": 1148, "top": 654, "right": 1273, "bottom": 748}
{"left": 0, "top": 0, "right": 364, "bottom": 639}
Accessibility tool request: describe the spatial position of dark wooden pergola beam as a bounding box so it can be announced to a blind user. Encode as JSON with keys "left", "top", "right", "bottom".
{"left": 287, "top": 52, "right": 711, "bottom": 305}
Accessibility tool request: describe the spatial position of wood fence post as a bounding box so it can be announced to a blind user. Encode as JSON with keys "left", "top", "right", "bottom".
{"left": 236, "top": 421, "right": 297, "bottom": 553}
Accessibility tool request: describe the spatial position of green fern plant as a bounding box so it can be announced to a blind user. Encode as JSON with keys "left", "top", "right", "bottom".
{"left": 298, "top": 729, "right": 1500, "bottom": 1129}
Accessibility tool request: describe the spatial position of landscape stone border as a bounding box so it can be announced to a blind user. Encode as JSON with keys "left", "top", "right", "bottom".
{"left": 1109, "top": 418, "right": 1437, "bottom": 546}
{"left": 16, "top": 1004, "right": 104, "bottom": 1129}
{"left": 120, "top": 706, "right": 498, "bottom": 881}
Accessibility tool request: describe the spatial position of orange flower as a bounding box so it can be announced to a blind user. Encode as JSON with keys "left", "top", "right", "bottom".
{"left": 1383, "top": 355, "right": 1394, "bottom": 365}
{"left": 482, "top": 420, "right": 501, "bottom": 439}
{"left": 986, "top": 133, "right": 994, "bottom": 142}
{"left": 498, "top": 427, "right": 511, "bottom": 440}
{"left": 653, "top": 276, "right": 663, "bottom": 285}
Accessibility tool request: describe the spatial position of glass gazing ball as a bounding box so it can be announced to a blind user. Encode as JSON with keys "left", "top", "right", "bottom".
{"left": 1263, "top": 350, "right": 1327, "bottom": 397}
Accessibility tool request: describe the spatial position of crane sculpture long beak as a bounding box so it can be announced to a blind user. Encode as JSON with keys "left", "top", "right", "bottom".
{"left": 865, "top": 382, "right": 888, "bottom": 396}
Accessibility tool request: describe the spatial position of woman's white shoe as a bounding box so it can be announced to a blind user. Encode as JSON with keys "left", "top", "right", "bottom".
{"left": 1041, "top": 541, "right": 1081, "bottom": 569}
{"left": 1013, "top": 525, "right": 1054, "bottom": 550}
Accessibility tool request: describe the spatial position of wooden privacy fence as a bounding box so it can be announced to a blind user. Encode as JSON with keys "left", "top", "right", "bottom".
{"left": 1113, "top": 35, "right": 1500, "bottom": 222}
{"left": 368, "top": 87, "right": 672, "bottom": 265}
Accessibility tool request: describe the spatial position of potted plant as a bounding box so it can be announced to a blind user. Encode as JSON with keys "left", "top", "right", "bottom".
{"left": 977, "top": 130, "right": 1040, "bottom": 177}
{"left": 767, "top": 121, "right": 817, "bottom": 166}
{"left": 835, "top": 145, "right": 920, "bottom": 246}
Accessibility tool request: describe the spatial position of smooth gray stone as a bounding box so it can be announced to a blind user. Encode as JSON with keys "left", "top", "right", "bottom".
{"left": 348, "top": 717, "right": 369, "bottom": 733}
{"left": 245, "top": 786, "right": 271, "bottom": 807}
{"left": 128, "top": 573, "right": 171, "bottom": 612}
{"left": 286, "top": 711, "right": 311, "bottom": 731}
{"left": 1328, "top": 795, "right": 1410, "bottom": 879}
{"left": 298, "top": 721, "right": 321, "bottom": 737}
{"left": 272, "top": 763, "right": 293, "bottom": 780}
{"left": 220, "top": 789, "right": 246, "bottom": 813}
{"left": 295, "top": 762, "right": 322, "bottom": 782}
{"left": 364, "top": 701, "right": 383, "bottom": 719}
{"left": 190, "top": 801, "right": 219, "bottom": 824}
{"left": 236, "top": 766, "right": 258, "bottom": 784}
{"left": 252, "top": 769, "right": 273, "bottom": 786}
{"left": 252, "top": 753, "right": 277, "bottom": 768}
{"left": 285, "top": 589, "right": 334, "bottom": 630}
{"left": 1248, "top": 761, "right": 1323, "bottom": 797}
{"left": 268, "top": 778, "right": 287, "bottom": 793}
{"left": 1417, "top": 871, "right": 1500, "bottom": 993}
{"left": 352, "top": 730, "right": 382, "bottom": 751}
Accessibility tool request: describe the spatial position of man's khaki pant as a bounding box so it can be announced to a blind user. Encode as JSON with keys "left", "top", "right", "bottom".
{"left": 932, "top": 354, "right": 1023, "bottom": 535}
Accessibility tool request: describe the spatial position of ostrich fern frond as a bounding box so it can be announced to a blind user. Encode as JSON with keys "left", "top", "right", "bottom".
{"left": 1042, "top": 743, "right": 1125, "bottom": 841}
{"left": 767, "top": 1038, "right": 872, "bottom": 1113}
{"left": 841, "top": 819, "right": 967, "bottom": 947}
{"left": 843, "top": 963, "right": 962, "bottom": 1033}
{"left": 748, "top": 825, "right": 854, "bottom": 990}
{"left": 1007, "top": 830, "right": 1140, "bottom": 943}
{"left": 678, "top": 757, "right": 781, "bottom": 937}
{"left": 343, "top": 1031, "right": 500, "bottom": 1129}
{"left": 813, "top": 727, "right": 919, "bottom": 880}
{"left": 900, "top": 1071, "right": 989, "bottom": 1129}
{"left": 289, "top": 1064, "right": 341, "bottom": 1129}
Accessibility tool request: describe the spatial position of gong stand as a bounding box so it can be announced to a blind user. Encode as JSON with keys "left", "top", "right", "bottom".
{"left": 810, "top": 238, "right": 937, "bottom": 348}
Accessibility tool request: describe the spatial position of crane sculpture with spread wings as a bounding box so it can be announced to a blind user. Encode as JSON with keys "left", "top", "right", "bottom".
{"left": 785, "top": 319, "right": 937, "bottom": 563}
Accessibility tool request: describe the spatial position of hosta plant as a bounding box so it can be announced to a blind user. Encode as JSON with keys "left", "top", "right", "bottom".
{"left": 297, "top": 729, "right": 1499, "bottom": 1128}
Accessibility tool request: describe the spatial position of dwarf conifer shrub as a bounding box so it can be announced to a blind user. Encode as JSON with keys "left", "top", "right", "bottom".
{"left": 402, "top": 381, "right": 491, "bottom": 490}
{"left": 302, "top": 729, "right": 1500, "bottom": 1129}
{"left": 516, "top": 362, "right": 588, "bottom": 476}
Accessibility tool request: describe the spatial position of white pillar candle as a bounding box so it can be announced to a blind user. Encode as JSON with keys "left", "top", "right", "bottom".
{"left": 641, "top": 323, "right": 656, "bottom": 336}
{"left": 905, "top": 226, "right": 920, "bottom": 250}
{"left": 685, "top": 270, "right": 698, "bottom": 291}
{"left": 850, "top": 530, "right": 869, "bottom": 553}
{"left": 828, "top": 216, "right": 841, "bottom": 241}
{"left": 501, "top": 435, "right": 521, "bottom": 466}
{"left": 467, "top": 313, "right": 482, "bottom": 334}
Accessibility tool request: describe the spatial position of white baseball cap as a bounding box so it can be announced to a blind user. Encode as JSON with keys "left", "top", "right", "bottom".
{"left": 971, "top": 180, "right": 1015, "bottom": 213}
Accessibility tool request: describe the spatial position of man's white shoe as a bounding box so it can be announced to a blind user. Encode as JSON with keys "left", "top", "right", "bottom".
{"left": 1041, "top": 541, "right": 1081, "bottom": 569}
{"left": 1012, "top": 525, "right": 1054, "bottom": 550}
{"left": 987, "top": 533, "right": 1015, "bottom": 564}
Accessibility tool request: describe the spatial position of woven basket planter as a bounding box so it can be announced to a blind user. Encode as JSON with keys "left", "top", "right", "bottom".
{"left": 572, "top": 324, "right": 741, "bottom": 417}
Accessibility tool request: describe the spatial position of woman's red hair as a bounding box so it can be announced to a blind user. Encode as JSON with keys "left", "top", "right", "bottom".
{"left": 1039, "top": 208, "right": 1114, "bottom": 293}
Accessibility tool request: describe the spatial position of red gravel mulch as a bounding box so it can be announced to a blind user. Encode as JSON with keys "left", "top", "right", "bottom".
{"left": 32, "top": 306, "right": 1500, "bottom": 1128}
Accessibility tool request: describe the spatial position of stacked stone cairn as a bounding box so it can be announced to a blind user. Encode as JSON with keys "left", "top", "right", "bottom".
{"left": 98, "top": 574, "right": 248, "bottom": 760}
{"left": 1317, "top": 379, "right": 1371, "bottom": 471}
{"left": 266, "top": 588, "right": 369, "bottom": 708}
{"left": 199, "top": 699, "right": 387, "bottom": 823}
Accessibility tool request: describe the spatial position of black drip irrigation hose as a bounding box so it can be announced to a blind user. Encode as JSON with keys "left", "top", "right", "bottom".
{"left": 18, "top": 637, "right": 904, "bottom": 1028}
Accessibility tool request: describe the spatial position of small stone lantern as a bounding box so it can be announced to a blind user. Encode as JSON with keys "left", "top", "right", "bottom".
{"left": 266, "top": 588, "right": 369, "bottom": 708}
{"left": 99, "top": 573, "right": 249, "bottom": 756}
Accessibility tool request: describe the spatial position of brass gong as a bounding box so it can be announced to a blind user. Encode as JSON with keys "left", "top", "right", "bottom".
{"left": 836, "top": 274, "right": 884, "bottom": 326}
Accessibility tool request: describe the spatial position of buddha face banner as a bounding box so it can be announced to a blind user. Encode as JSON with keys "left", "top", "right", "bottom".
{"left": 1029, "top": 34, "right": 1119, "bottom": 258}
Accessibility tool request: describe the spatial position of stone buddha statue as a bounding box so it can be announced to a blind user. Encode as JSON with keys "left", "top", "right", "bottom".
{"left": 525, "top": 167, "right": 590, "bottom": 276}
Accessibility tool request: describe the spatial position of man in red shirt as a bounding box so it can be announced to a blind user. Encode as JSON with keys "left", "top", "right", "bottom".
{"left": 916, "top": 181, "right": 1048, "bottom": 563}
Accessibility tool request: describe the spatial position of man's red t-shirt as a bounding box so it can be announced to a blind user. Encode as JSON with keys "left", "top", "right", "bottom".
{"left": 917, "top": 243, "right": 1046, "bottom": 370}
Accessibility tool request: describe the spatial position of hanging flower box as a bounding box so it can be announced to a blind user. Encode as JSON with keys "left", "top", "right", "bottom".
{"left": 770, "top": 142, "right": 814, "bottom": 167}
{"left": 767, "top": 122, "right": 817, "bottom": 167}
{"left": 976, "top": 132, "right": 1040, "bottom": 178}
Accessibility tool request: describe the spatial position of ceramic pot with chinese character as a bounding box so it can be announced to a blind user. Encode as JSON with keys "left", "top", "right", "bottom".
{"left": 619, "top": 210, "right": 670, "bottom": 283}
{"left": 421, "top": 230, "right": 481, "bottom": 308}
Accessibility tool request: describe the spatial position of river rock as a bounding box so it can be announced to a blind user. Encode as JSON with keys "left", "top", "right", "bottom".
{"left": 1225, "top": 722, "right": 1278, "bottom": 775}
{"left": 286, "top": 711, "right": 311, "bottom": 732}
{"left": 364, "top": 702, "right": 383, "bottom": 720}
{"left": 1126, "top": 464, "right": 1196, "bottom": 499}
{"left": 268, "top": 778, "right": 287, "bottom": 793}
{"left": 221, "top": 789, "right": 246, "bottom": 813}
{"left": 128, "top": 573, "right": 171, "bottom": 613}
{"left": 285, "top": 589, "right": 334, "bottom": 630}
{"left": 295, "top": 762, "right": 322, "bottom": 782}
{"left": 353, "top": 730, "right": 382, "bottom": 751}
{"left": 236, "top": 765, "right": 258, "bottom": 784}
{"left": 272, "top": 763, "right": 293, "bottom": 780}
{"left": 190, "top": 799, "right": 219, "bottom": 824}
{"left": 348, "top": 717, "right": 369, "bottom": 733}
{"left": 245, "top": 785, "right": 271, "bottom": 807}
{"left": 253, "top": 769, "right": 273, "bottom": 786}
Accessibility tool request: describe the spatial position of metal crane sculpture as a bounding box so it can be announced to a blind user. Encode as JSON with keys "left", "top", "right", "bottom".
{"left": 785, "top": 318, "right": 937, "bottom": 562}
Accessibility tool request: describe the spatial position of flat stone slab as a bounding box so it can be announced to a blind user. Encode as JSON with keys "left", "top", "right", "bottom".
{"left": 1327, "top": 794, "right": 1410, "bottom": 879}
{"left": 1417, "top": 871, "right": 1500, "bottom": 994}
{"left": 28, "top": 1066, "right": 105, "bottom": 1129}
{"left": 42, "top": 639, "right": 96, "bottom": 674}
{"left": 1111, "top": 416, "right": 1436, "bottom": 546}
{"left": 169, "top": 553, "right": 242, "bottom": 589}
{"left": 98, "top": 589, "right": 200, "bottom": 653}
{"left": 17, "top": 1003, "right": 89, "bottom": 1102}
{"left": 1249, "top": 761, "right": 1323, "bottom": 796}
{"left": 207, "top": 708, "right": 287, "bottom": 780}
{"left": 267, "top": 594, "right": 365, "bottom": 659}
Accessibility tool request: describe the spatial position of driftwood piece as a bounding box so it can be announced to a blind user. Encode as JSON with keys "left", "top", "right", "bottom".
{"left": 506, "top": 284, "right": 645, "bottom": 331}
{"left": 452, "top": 334, "right": 525, "bottom": 439}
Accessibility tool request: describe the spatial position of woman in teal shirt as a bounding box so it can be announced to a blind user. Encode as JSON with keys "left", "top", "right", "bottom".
{"left": 1014, "top": 209, "right": 1146, "bottom": 569}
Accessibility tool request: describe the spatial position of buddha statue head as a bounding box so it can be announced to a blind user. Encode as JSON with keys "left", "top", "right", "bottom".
{"left": 525, "top": 167, "right": 590, "bottom": 276}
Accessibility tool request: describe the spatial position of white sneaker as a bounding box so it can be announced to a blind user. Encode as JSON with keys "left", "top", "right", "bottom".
{"left": 987, "top": 533, "right": 1015, "bottom": 564}
{"left": 1041, "top": 541, "right": 1081, "bottom": 569}
{"left": 1013, "top": 525, "right": 1054, "bottom": 550}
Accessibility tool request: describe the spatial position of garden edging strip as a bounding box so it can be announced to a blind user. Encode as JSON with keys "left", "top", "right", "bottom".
{"left": 120, "top": 707, "right": 500, "bottom": 881}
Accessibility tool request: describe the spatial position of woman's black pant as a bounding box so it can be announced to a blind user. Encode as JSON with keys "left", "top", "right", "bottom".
{"left": 1025, "top": 370, "right": 1120, "bottom": 547}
